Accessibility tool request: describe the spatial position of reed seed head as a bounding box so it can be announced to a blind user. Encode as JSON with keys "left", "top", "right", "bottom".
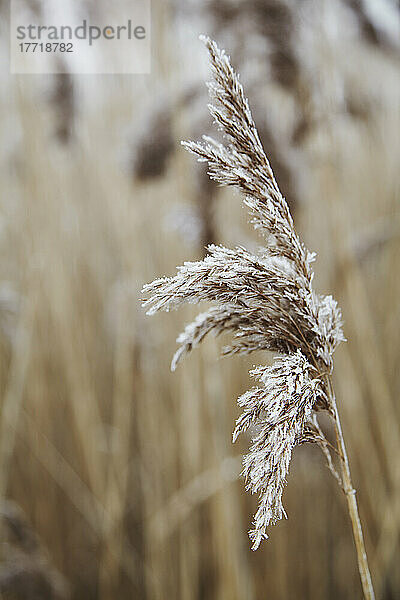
{"left": 142, "top": 36, "right": 345, "bottom": 548}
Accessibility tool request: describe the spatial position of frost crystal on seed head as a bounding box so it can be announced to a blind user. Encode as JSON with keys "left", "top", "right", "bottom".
{"left": 234, "top": 351, "right": 322, "bottom": 549}
{"left": 142, "top": 36, "right": 344, "bottom": 549}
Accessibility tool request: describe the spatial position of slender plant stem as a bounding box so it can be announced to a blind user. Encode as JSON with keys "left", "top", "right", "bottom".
{"left": 327, "top": 376, "right": 375, "bottom": 600}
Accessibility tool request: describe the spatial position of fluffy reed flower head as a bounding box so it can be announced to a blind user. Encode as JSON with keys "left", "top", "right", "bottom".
{"left": 142, "top": 36, "right": 345, "bottom": 549}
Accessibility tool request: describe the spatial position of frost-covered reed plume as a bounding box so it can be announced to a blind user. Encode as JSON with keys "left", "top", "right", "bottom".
{"left": 142, "top": 37, "right": 375, "bottom": 599}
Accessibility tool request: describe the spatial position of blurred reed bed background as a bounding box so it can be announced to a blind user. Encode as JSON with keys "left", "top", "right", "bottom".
{"left": 0, "top": 0, "right": 399, "bottom": 598}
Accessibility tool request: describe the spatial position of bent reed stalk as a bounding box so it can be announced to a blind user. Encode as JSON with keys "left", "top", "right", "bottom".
{"left": 142, "top": 36, "right": 375, "bottom": 599}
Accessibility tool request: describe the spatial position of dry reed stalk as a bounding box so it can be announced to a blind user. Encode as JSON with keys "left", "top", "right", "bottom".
{"left": 329, "top": 189, "right": 400, "bottom": 595}
{"left": 143, "top": 37, "right": 375, "bottom": 599}
{"left": 18, "top": 409, "right": 152, "bottom": 592}
{"left": 0, "top": 296, "right": 36, "bottom": 545}
{"left": 98, "top": 297, "right": 134, "bottom": 599}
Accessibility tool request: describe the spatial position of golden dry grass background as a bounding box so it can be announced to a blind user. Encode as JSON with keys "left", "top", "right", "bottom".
{"left": 0, "top": 1, "right": 399, "bottom": 599}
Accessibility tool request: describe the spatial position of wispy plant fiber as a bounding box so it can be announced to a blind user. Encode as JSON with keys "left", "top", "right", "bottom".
{"left": 142, "top": 36, "right": 345, "bottom": 549}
